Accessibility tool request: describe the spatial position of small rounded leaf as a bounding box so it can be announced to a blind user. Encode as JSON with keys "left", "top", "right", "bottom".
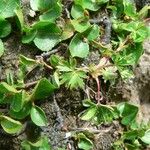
{"left": 0, "top": 18, "right": 11, "bottom": 38}
{"left": 33, "top": 22, "right": 61, "bottom": 51}
{"left": 0, "top": 82, "right": 18, "bottom": 93}
{"left": 22, "top": 29, "right": 37, "bottom": 44}
{"left": 0, "top": 0, "right": 20, "bottom": 18}
{"left": 71, "top": 4, "right": 85, "bottom": 19}
{"left": 11, "top": 91, "right": 27, "bottom": 112}
{"left": 39, "top": 2, "right": 62, "bottom": 22}
{"left": 78, "top": 138, "right": 93, "bottom": 150}
{"left": 30, "top": 105, "right": 48, "bottom": 126}
{"left": 30, "top": 78, "right": 56, "bottom": 100}
{"left": 15, "top": 7, "right": 24, "bottom": 32}
{"left": 71, "top": 19, "right": 91, "bottom": 33}
{"left": 69, "top": 34, "right": 89, "bottom": 58}
{"left": 9, "top": 102, "right": 32, "bottom": 120}
{"left": 61, "top": 21, "right": 74, "bottom": 40}
{"left": 81, "top": 107, "right": 97, "bottom": 120}
{"left": 78, "top": 133, "right": 93, "bottom": 150}
{"left": 141, "top": 129, "right": 150, "bottom": 144}
{"left": 30, "top": 0, "right": 55, "bottom": 11}
{"left": 34, "top": 33, "right": 61, "bottom": 51}
{"left": 84, "top": 25, "right": 100, "bottom": 41}
{"left": 1, "top": 116, "right": 23, "bottom": 134}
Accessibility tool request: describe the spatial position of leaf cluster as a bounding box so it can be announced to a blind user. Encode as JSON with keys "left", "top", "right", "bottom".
{"left": 0, "top": 78, "right": 55, "bottom": 134}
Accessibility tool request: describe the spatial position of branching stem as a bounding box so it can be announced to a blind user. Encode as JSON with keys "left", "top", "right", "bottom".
{"left": 95, "top": 77, "right": 101, "bottom": 104}
{"left": 92, "top": 40, "right": 108, "bottom": 49}
{"left": 36, "top": 57, "right": 53, "bottom": 70}
{"left": 69, "top": 126, "right": 113, "bottom": 134}
{"left": 95, "top": 63, "right": 113, "bottom": 70}
{"left": 25, "top": 80, "right": 38, "bottom": 89}
{"left": 16, "top": 80, "right": 38, "bottom": 90}
{"left": 40, "top": 47, "right": 61, "bottom": 58}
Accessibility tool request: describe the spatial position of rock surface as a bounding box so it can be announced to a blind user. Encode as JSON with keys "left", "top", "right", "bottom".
{"left": 117, "top": 37, "right": 150, "bottom": 123}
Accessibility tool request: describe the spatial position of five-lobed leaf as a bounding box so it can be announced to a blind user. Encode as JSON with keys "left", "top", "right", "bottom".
{"left": 113, "top": 43, "right": 143, "bottom": 66}
{"left": 60, "top": 71, "right": 87, "bottom": 89}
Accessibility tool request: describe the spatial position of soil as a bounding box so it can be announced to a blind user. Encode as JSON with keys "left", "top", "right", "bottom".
{"left": 0, "top": 0, "right": 150, "bottom": 150}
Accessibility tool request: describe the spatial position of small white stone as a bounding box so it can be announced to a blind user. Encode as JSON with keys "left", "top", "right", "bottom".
{"left": 65, "top": 132, "right": 72, "bottom": 138}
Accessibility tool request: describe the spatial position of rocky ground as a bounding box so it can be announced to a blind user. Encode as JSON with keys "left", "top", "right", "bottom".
{"left": 117, "top": 38, "right": 150, "bottom": 123}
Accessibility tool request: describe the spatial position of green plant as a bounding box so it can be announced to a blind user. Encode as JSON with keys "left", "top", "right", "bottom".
{"left": 0, "top": 0, "right": 150, "bottom": 149}
{"left": 21, "top": 136, "right": 51, "bottom": 150}
{"left": 0, "top": 0, "right": 21, "bottom": 56}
